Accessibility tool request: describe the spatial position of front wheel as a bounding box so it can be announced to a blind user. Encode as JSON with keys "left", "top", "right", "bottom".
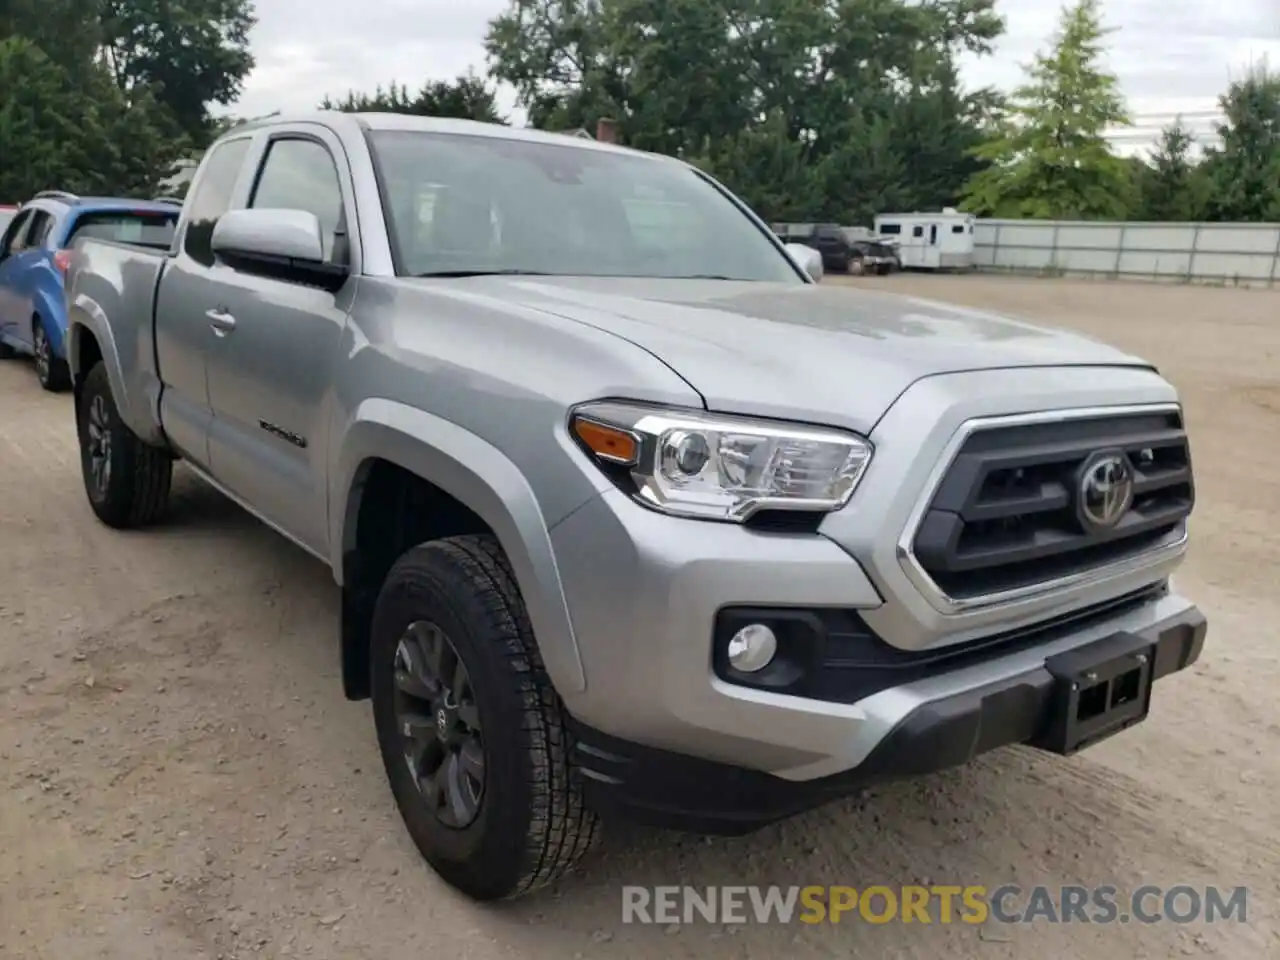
{"left": 76, "top": 362, "right": 172, "bottom": 528}
{"left": 33, "top": 317, "right": 70, "bottom": 392}
{"left": 370, "top": 534, "right": 599, "bottom": 901}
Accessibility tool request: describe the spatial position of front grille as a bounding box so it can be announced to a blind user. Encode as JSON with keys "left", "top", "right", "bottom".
{"left": 911, "top": 408, "right": 1194, "bottom": 599}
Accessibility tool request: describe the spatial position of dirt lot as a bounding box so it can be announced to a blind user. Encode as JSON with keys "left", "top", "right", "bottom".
{"left": 1, "top": 275, "right": 1277, "bottom": 959}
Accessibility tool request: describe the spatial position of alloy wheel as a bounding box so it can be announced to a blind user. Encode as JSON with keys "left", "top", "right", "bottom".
{"left": 85, "top": 394, "right": 113, "bottom": 497}
{"left": 33, "top": 324, "right": 49, "bottom": 382}
{"left": 393, "top": 620, "right": 486, "bottom": 828}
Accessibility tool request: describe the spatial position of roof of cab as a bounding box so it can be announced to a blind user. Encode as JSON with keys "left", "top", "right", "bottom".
{"left": 223, "top": 110, "right": 677, "bottom": 164}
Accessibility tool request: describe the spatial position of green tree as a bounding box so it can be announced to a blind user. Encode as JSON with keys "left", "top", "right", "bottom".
{"left": 321, "top": 73, "right": 506, "bottom": 123}
{"left": 485, "top": 0, "right": 1005, "bottom": 224}
{"left": 1133, "top": 120, "right": 1208, "bottom": 221}
{"left": 322, "top": 82, "right": 418, "bottom": 114}
{"left": 484, "top": 0, "right": 622, "bottom": 133}
{"left": 0, "top": 0, "right": 100, "bottom": 77}
{"left": 688, "top": 111, "right": 825, "bottom": 223}
{"left": 98, "top": 0, "right": 256, "bottom": 146}
{"left": 890, "top": 62, "right": 1000, "bottom": 215}
{"left": 0, "top": 37, "right": 186, "bottom": 200}
{"left": 960, "top": 0, "right": 1130, "bottom": 219}
{"left": 1202, "top": 64, "right": 1280, "bottom": 222}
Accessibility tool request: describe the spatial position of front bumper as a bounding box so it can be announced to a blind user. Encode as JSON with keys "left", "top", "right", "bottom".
{"left": 552, "top": 484, "right": 1204, "bottom": 783}
{"left": 568, "top": 597, "right": 1205, "bottom": 834}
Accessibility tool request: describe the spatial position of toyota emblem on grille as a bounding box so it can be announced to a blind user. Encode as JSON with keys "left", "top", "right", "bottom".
{"left": 1076, "top": 450, "right": 1135, "bottom": 531}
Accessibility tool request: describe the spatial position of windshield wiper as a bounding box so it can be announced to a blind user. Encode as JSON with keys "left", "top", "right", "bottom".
{"left": 413, "top": 269, "right": 551, "bottom": 278}
{"left": 668, "top": 274, "right": 750, "bottom": 280}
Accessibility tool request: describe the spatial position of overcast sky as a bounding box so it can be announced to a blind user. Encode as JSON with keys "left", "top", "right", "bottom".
{"left": 231, "top": 0, "right": 1280, "bottom": 150}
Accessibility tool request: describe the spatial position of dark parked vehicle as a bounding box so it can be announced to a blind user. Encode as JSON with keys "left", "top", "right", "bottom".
{"left": 804, "top": 223, "right": 856, "bottom": 272}
{"left": 787, "top": 224, "right": 899, "bottom": 275}
{"left": 847, "top": 238, "right": 900, "bottom": 276}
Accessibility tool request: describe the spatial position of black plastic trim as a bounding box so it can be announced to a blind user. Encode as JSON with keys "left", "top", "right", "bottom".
{"left": 573, "top": 603, "right": 1206, "bottom": 835}
{"left": 712, "top": 582, "right": 1167, "bottom": 704}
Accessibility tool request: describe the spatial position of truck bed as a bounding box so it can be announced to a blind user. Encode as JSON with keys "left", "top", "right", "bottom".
{"left": 64, "top": 239, "right": 170, "bottom": 444}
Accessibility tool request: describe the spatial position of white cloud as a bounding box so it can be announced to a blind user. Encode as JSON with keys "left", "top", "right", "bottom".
{"left": 230, "top": 0, "right": 1278, "bottom": 151}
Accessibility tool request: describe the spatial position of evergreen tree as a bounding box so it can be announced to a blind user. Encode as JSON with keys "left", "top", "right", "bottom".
{"left": 960, "top": 0, "right": 1130, "bottom": 219}
{"left": 1134, "top": 120, "right": 1208, "bottom": 221}
{"left": 1202, "top": 64, "right": 1280, "bottom": 222}
{"left": 0, "top": 37, "right": 185, "bottom": 200}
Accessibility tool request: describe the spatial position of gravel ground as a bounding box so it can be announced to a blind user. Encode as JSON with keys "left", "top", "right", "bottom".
{"left": 1, "top": 274, "right": 1277, "bottom": 959}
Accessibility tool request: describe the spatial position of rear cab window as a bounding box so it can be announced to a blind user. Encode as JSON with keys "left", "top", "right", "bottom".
{"left": 66, "top": 210, "right": 179, "bottom": 250}
{"left": 183, "top": 137, "right": 254, "bottom": 266}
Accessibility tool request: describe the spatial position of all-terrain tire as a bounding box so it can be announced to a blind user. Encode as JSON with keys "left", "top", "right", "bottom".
{"left": 370, "top": 534, "right": 600, "bottom": 901}
{"left": 33, "top": 316, "right": 70, "bottom": 392}
{"left": 77, "top": 361, "right": 172, "bottom": 528}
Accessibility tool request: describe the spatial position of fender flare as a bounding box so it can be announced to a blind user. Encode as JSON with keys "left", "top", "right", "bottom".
{"left": 333, "top": 398, "right": 587, "bottom": 694}
{"left": 66, "top": 296, "right": 137, "bottom": 425}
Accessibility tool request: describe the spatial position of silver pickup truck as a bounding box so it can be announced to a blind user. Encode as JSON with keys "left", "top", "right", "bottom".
{"left": 64, "top": 113, "right": 1206, "bottom": 901}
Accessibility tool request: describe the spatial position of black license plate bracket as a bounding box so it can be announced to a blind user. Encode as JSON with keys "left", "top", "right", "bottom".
{"left": 1033, "top": 631, "right": 1155, "bottom": 755}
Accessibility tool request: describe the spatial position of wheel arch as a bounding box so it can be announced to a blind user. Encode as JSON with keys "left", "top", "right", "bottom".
{"left": 333, "top": 399, "right": 587, "bottom": 701}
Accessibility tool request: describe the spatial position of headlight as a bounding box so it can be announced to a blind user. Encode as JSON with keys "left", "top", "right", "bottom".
{"left": 569, "top": 401, "right": 873, "bottom": 522}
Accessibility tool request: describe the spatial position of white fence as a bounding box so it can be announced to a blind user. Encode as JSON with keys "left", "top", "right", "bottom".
{"left": 774, "top": 218, "right": 1280, "bottom": 287}
{"left": 975, "top": 220, "right": 1280, "bottom": 287}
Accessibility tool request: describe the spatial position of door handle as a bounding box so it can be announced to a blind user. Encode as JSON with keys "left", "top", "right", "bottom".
{"left": 205, "top": 308, "right": 236, "bottom": 336}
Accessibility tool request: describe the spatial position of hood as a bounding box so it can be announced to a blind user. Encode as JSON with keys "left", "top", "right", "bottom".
{"left": 440, "top": 277, "right": 1150, "bottom": 433}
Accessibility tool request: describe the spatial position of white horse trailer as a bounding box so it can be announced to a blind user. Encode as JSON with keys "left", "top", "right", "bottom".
{"left": 873, "top": 208, "right": 976, "bottom": 270}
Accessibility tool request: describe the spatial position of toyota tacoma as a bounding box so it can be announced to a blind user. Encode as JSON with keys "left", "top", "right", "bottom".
{"left": 63, "top": 113, "right": 1205, "bottom": 901}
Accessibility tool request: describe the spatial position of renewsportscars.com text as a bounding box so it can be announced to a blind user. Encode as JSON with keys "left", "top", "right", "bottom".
{"left": 621, "top": 884, "right": 1248, "bottom": 926}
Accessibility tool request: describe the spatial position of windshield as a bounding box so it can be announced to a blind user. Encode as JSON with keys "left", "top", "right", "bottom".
{"left": 0, "top": 209, "right": 13, "bottom": 233}
{"left": 368, "top": 130, "right": 801, "bottom": 283}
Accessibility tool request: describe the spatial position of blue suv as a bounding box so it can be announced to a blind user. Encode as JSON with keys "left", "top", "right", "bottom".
{"left": 0, "top": 191, "right": 181, "bottom": 391}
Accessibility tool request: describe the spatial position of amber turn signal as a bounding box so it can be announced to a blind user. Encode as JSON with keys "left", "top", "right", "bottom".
{"left": 572, "top": 416, "right": 640, "bottom": 465}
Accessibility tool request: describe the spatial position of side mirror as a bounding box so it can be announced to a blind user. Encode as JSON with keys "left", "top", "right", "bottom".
{"left": 211, "top": 208, "right": 347, "bottom": 291}
{"left": 784, "top": 242, "right": 823, "bottom": 282}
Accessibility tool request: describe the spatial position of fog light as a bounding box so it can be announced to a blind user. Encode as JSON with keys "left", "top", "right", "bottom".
{"left": 726, "top": 623, "right": 777, "bottom": 673}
